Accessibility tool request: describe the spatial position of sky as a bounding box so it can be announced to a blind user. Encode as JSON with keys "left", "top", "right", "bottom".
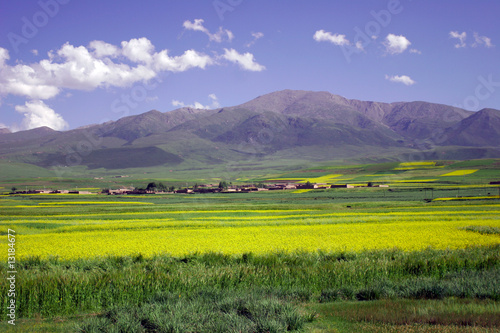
{"left": 0, "top": 0, "right": 499, "bottom": 132}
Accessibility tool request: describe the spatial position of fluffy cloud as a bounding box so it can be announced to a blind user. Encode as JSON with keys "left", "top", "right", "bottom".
{"left": 313, "top": 30, "right": 350, "bottom": 46}
{"left": 89, "top": 40, "right": 120, "bottom": 58}
{"left": 384, "top": 34, "right": 411, "bottom": 54}
{"left": 15, "top": 100, "right": 68, "bottom": 131}
{"left": 222, "top": 48, "right": 266, "bottom": 72}
{"left": 385, "top": 74, "right": 415, "bottom": 86}
{"left": 172, "top": 93, "right": 220, "bottom": 110}
{"left": 0, "top": 38, "right": 219, "bottom": 130}
{"left": 153, "top": 49, "right": 213, "bottom": 72}
{"left": 0, "top": 38, "right": 214, "bottom": 102}
{"left": 1, "top": 21, "right": 265, "bottom": 131}
{"left": 472, "top": 32, "right": 493, "bottom": 48}
{"left": 450, "top": 31, "right": 467, "bottom": 48}
{"left": 313, "top": 30, "right": 364, "bottom": 52}
{"left": 183, "top": 19, "right": 234, "bottom": 43}
{"left": 121, "top": 38, "right": 155, "bottom": 64}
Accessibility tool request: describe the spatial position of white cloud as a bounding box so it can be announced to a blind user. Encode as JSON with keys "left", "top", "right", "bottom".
{"left": 246, "top": 32, "right": 264, "bottom": 47}
{"left": 252, "top": 32, "right": 264, "bottom": 40}
{"left": 385, "top": 74, "right": 416, "bottom": 86}
{"left": 384, "top": 34, "right": 411, "bottom": 54}
{"left": 89, "top": 40, "right": 120, "bottom": 58}
{"left": 14, "top": 100, "right": 68, "bottom": 131}
{"left": 222, "top": 48, "right": 266, "bottom": 72}
{"left": 472, "top": 32, "right": 493, "bottom": 48}
{"left": 0, "top": 38, "right": 218, "bottom": 130}
{"left": 172, "top": 93, "right": 220, "bottom": 110}
{"left": 121, "top": 38, "right": 155, "bottom": 64}
{"left": 208, "top": 93, "right": 220, "bottom": 108}
{"left": 409, "top": 48, "right": 422, "bottom": 54}
{"left": 0, "top": 61, "right": 61, "bottom": 99}
{"left": 0, "top": 20, "right": 260, "bottom": 105}
{"left": 153, "top": 49, "right": 213, "bottom": 72}
{"left": 0, "top": 19, "right": 264, "bottom": 130}
{"left": 0, "top": 38, "right": 215, "bottom": 102}
{"left": 449, "top": 31, "right": 493, "bottom": 49}
{"left": 313, "top": 30, "right": 350, "bottom": 46}
{"left": 183, "top": 18, "right": 206, "bottom": 33}
{"left": 172, "top": 100, "right": 185, "bottom": 108}
{"left": 183, "top": 18, "right": 234, "bottom": 43}
{"left": 450, "top": 31, "right": 467, "bottom": 48}
{"left": 0, "top": 47, "right": 9, "bottom": 66}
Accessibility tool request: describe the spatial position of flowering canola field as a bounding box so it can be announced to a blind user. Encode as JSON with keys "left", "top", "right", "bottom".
{"left": 1, "top": 195, "right": 499, "bottom": 260}
{"left": 440, "top": 169, "right": 479, "bottom": 176}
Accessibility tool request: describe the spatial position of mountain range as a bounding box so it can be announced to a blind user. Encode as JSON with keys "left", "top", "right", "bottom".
{"left": 1, "top": 89, "right": 499, "bottom": 172}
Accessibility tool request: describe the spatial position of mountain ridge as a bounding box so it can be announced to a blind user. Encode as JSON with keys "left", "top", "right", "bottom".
{"left": 0, "top": 90, "right": 499, "bottom": 171}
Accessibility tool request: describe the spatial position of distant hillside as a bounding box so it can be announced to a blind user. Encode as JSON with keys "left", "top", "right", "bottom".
{"left": 442, "top": 109, "right": 500, "bottom": 147}
{"left": 0, "top": 89, "right": 499, "bottom": 174}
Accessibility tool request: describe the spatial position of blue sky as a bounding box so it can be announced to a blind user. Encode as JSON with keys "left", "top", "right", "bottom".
{"left": 0, "top": 0, "right": 499, "bottom": 131}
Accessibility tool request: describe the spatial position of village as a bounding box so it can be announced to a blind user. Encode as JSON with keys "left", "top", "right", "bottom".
{"left": 8, "top": 181, "right": 390, "bottom": 195}
{"left": 104, "top": 181, "right": 392, "bottom": 195}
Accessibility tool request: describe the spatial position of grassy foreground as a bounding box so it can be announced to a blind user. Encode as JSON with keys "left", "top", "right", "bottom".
{"left": 0, "top": 246, "right": 499, "bottom": 332}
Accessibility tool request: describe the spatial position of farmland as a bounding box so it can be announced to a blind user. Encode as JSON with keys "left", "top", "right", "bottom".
{"left": 0, "top": 159, "right": 500, "bottom": 332}
{"left": 2, "top": 194, "right": 500, "bottom": 260}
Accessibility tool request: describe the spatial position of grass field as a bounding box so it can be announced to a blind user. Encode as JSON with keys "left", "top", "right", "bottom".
{"left": 1, "top": 158, "right": 499, "bottom": 193}
{"left": 0, "top": 159, "right": 500, "bottom": 332}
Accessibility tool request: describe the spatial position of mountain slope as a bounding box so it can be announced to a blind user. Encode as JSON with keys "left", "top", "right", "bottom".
{"left": 383, "top": 101, "right": 472, "bottom": 140}
{"left": 0, "top": 89, "right": 498, "bottom": 172}
{"left": 230, "top": 90, "right": 389, "bottom": 126}
{"left": 442, "top": 108, "right": 500, "bottom": 147}
{"left": 100, "top": 108, "right": 214, "bottom": 142}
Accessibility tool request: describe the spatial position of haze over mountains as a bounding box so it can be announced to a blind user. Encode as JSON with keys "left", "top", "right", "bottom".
{"left": 1, "top": 90, "right": 499, "bottom": 171}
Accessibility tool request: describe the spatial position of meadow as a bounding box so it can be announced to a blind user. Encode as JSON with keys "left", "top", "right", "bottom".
{"left": 0, "top": 159, "right": 500, "bottom": 332}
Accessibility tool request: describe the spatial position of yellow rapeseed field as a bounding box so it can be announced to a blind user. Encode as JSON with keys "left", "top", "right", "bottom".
{"left": 440, "top": 169, "right": 479, "bottom": 176}
{"left": 5, "top": 204, "right": 499, "bottom": 260}
{"left": 293, "top": 189, "right": 313, "bottom": 193}
{"left": 399, "top": 161, "right": 436, "bottom": 166}
{"left": 14, "top": 218, "right": 500, "bottom": 260}
{"left": 394, "top": 161, "right": 444, "bottom": 170}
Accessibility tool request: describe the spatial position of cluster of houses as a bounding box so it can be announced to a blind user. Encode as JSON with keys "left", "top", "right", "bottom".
{"left": 10, "top": 189, "right": 93, "bottom": 194}
{"left": 10, "top": 180, "right": 499, "bottom": 196}
{"left": 102, "top": 182, "right": 389, "bottom": 195}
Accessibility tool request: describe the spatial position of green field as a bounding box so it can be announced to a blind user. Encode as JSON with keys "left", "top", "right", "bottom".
{"left": 1, "top": 158, "right": 499, "bottom": 193}
{"left": 1, "top": 159, "right": 499, "bottom": 332}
